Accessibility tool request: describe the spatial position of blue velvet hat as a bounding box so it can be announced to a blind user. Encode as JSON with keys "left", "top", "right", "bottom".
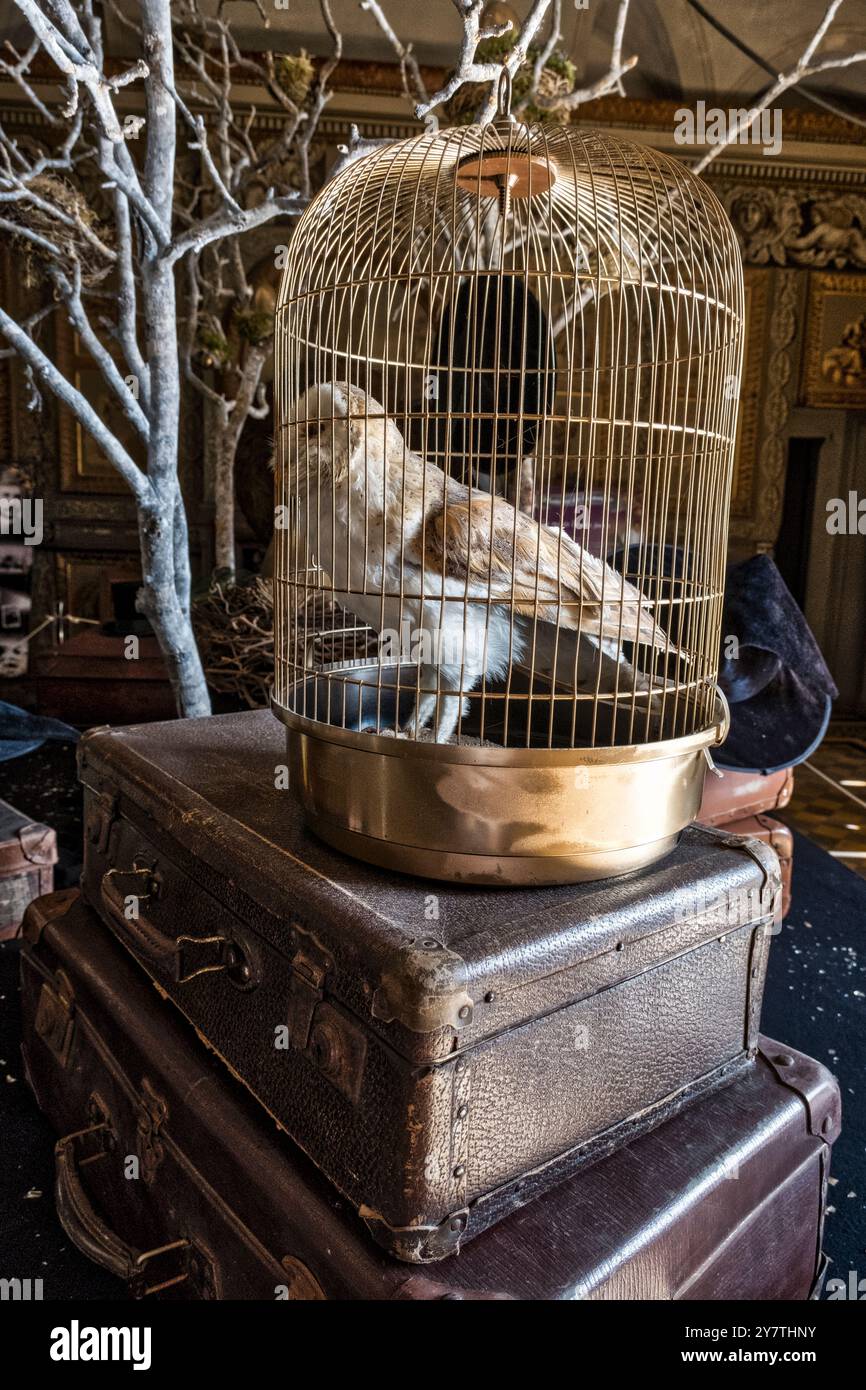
{"left": 615, "top": 546, "right": 837, "bottom": 774}
{"left": 715, "top": 553, "right": 837, "bottom": 773}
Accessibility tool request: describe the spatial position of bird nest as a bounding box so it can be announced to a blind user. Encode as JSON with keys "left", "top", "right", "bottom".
{"left": 5, "top": 174, "right": 114, "bottom": 289}
{"left": 192, "top": 576, "right": 275, "bottom": 708}
{"left": 192, "top": 577, "right": 379, "bottom": 709}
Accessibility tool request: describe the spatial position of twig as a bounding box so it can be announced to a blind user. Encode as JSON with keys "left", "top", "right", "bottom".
{"left": 693, "top": 0, "right": 866, "bottom": 173}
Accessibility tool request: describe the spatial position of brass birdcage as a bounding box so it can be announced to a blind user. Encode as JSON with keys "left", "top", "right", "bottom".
{"left": 272, "top": 114, "right": 743, "bottom": 885}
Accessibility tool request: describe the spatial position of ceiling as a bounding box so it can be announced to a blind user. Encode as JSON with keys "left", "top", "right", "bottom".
{"left": 175, "top": 0, "right": 866, "bottom": 107}
{"left": 1, "top": 0, "right": 863, "bottom": 111}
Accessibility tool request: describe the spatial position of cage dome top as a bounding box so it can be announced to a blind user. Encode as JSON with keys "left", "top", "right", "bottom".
{"left": 278, "top": 121, "right": 741, "bottom": 308}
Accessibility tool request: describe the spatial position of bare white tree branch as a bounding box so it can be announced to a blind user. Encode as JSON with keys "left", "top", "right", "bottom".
{"left": 50, "top": 261, "right": 150, "bottom": 445}
{"left": 0, "top": 301, "right": 150, "bottom": 501}
{"left": 693, "top": 0, "right": 866, "bottom": 173}
{"left": 360, "top": 0, "right": 436, "bottom": 129}
{"left": 13, "top": 0, "right": 147, "bottom": 137}
{"left": 531, "top": 0, "right": 636, "bottom": 112}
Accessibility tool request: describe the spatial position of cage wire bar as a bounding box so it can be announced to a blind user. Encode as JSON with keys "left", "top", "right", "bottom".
{"left": 272, "top": 120, "right": 743, "bottom": 884}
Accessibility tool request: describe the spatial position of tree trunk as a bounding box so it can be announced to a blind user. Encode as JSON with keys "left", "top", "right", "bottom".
{"left": 141, "top": 257, "right": 211, "bottom": 715}
{"left": 213, "top": 345, "right": 270, "bottom": 574}
{"left": 213, "top": 398, "right": 235, "bottom": 573}
{"left": 128, "top": 0, "right": 212, "bottom": 719}
{"left": 136, "top": 496, "right": 211, "bottom": 718}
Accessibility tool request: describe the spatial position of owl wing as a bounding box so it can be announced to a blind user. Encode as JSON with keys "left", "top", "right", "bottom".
{"left": 410, "top": 495, "right": 673, "bottom": 651}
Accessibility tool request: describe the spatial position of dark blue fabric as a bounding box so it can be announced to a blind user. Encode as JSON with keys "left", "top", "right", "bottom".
{"left": 760, "top": 831, "right": 866, "bottom": 1286}
{"left": 0, "top": 701, "right": 79, "bottom": 762}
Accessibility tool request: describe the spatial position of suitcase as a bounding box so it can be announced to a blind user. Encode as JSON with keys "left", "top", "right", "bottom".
{"left": 698, "top": 766, "right": 794, "bottom": 826}
{"left": 726, "top": 813, "right": 793, "bottom": 921}
{"left": 0, "top": 796, "right": 57, "bottom": 941}
{"left": 697, "top": 767, "right": 795, "bottom": 919}
{"left": 19, "top": 891, "right": 838, "bottom": 1301}
{"left": 78, "top": 710, "right": 780, "bottom": 1262}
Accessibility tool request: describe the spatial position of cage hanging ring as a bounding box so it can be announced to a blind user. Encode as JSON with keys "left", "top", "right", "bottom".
{"left": 496, "top": 64, "right": 513, "bottom": 120}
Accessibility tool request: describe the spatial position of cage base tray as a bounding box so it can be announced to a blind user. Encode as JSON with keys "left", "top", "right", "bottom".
{"left": 305, "top": 812, "right": 681, "bottom": 887}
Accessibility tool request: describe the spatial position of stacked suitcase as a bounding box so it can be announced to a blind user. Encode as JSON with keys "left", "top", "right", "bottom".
{"left": 18, "top": 709, "right": 838, "bottom": 1299}
{"left": 698, "top": 766, "right": 796, "bottom": 920}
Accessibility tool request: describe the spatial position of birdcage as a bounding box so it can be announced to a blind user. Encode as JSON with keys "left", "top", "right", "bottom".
{"left": 272, "top": 109, "right": 743, "bottom": 885}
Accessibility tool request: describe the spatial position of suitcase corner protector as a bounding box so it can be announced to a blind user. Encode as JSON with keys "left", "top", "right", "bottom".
{"left": 21, "top": 888, "right": 79, "bottom": 944}
{"left": 371, "top": 944, "right": 473, "bottom": 1033}
{"left": 758, "top": 1037, "right": 842, "bottom": 1143}
{"left": 360, "top": 1204, "right": 470, "bottom": 1263}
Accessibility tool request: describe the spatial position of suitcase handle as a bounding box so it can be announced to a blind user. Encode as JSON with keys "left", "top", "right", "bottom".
{"left": 55, "top": 1123, "right": 140, "bottom": 1282}
{"left": 55, "top": 1124, "right": 210, "bottom": 1296}
{"left": 100, "top": 866, "right": 257, "bottom": 988}
{"left": 100, "top": 865, "right": 177, "bottom": 972}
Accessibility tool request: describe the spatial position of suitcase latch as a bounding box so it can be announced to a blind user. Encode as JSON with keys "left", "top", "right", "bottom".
{"left": 287, "top": 946, "right": 329, "bottom": 1050}
{"left": 34, "top": 969, "right": 76, "bottom": 1067}
{"left": 136, "top": 1079, "right": 168, "bottom": 1186}
{"left": 287, "top": 935, "right": 367, "bottom": 1103}
{"left": 84, "top": 787, "right": 118, "bottom": 855}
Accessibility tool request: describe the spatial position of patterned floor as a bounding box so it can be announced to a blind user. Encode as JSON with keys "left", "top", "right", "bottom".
{"left": 779, "top": 722, "right": 866, "bottom": 881}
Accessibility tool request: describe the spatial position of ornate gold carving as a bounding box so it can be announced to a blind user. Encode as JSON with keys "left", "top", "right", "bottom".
{"left": 758, "top": 273, "right": 800, "bottom": 539}
{"left": 720, "top": 186, "right": 866, "bottom": 270}
{"left": 822, "top": 314, "right": 866, "bottom": 388}
{"left": 802, "top": 271, "right": 866, "bottom": 407}
{"left": 729, "top": 271, "right": 800, "bottom": 548}
{"left": 731, "top": 270, "right": 768, "bottom": 519}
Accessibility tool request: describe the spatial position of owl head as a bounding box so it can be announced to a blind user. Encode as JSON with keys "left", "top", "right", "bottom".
{"left": 286, "top": 381, "right": 406, "bottom": 490}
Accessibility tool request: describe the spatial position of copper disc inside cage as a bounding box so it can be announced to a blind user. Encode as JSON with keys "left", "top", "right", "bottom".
{"left": 455, "top": 152, "right": 557, "bottom": 200}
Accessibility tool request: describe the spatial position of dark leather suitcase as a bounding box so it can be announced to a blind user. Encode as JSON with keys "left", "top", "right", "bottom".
{"left": 19, "top": 891, "right": 838, "bottom": 1301}
{"left": 78, "top": 710, "right": 780, "bottom": 1262}
{"left": 0, "top": 796, "right": 57, "bottom": 941}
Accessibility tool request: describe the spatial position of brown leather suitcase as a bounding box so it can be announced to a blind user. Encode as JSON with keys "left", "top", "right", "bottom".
{"left": 726, "top": 813, "right": 793, "bottom": 921}
{"left": 698, "top": 766, "right": 794, "bottom": 826}
{"left": 19, "top": 891, "right": 838, "bottom": 1301}
{"left": 0, "top": 796, "right": 57, "bottom": 941}
{"left": 78, "top": 710, "right": 780, "bottom": 1262}
{"left": 697, "top": 767, "right": 795, "bottom": 919}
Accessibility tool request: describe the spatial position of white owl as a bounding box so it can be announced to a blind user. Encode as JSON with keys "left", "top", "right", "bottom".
{"left": 285, "top": 382, "right": 676, "bottom": 742}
